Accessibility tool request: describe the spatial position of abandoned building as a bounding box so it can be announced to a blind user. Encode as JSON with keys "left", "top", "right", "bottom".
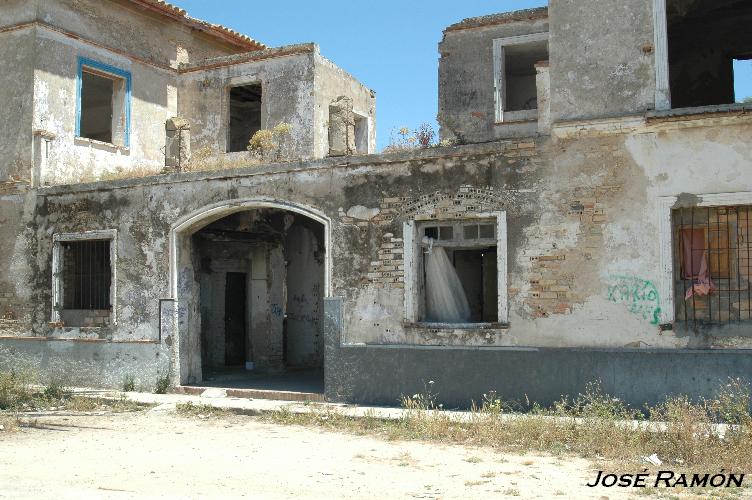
{"left": 0, "top": 0, "right": 751, "bottom": 407}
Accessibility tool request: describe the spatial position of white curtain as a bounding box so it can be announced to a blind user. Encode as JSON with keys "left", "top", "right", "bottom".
{"left": 423, "top": 240, "right": 471, "bottom": 323}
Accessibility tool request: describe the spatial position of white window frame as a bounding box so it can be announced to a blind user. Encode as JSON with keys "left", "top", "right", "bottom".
{"left": 404, "top": 212, "right": 508, "bottom": 326}
{"left": 493, "top": 32, "right": 549, "bottom": 123}
{"left": 652, "top": 0, "right": 671, "bottom": 110}
{"left": 51, "top": 229, "right": 118, "bottom": 325}
{"left": 657, "top": 192, "right": 752, "bottom": 325}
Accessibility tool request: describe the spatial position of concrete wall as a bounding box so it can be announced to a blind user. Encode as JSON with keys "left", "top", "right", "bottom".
{"left": 438, "top": 10, "right": 548, "bottom": 144}
{"left": 548, "top": 0, "right": 656, "bottom": 121}
{"left": 313, "top": 53, "right": 376, "bottom": 156}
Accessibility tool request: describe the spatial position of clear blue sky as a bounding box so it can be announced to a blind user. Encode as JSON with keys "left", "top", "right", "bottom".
{"left": 172, "top": 1, "right": 751, "bottom": 151}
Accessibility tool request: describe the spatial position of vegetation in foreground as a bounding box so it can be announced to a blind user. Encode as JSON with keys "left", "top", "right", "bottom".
{"left": 258, "top": 379, "right": 752, "bottom": 474}
{"left": 0, "top": 370, "right": 148, "bottom": 431}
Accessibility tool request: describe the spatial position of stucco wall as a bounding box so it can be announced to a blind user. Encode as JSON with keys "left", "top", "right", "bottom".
{"left": 32, "top": 27, "right": 177, "bottom": 184}
{"left": 36, "top": 0, "right": 242, "bottom": 67}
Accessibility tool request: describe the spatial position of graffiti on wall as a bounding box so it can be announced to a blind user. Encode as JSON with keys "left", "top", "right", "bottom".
{"left": 607, "top": 275, "right": 661, "bottom": 325}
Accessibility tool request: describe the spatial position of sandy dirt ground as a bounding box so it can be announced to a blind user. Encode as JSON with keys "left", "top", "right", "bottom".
{"left": 1, "top": 410, "right": 635, "bottom": 499}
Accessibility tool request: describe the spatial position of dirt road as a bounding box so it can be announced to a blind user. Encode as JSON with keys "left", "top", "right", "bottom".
{"left": 0, "top": 410, "right": 627, "bottom": 499}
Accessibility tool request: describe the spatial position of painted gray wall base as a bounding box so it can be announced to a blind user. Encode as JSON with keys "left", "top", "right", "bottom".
{"left": 324, "top": 299, "right": 752, "bottom": 408}
{"left": 327, "top": 344, "right": 752, "bottom": 409}
{"left": 0, "top": 339, "right": 170, "bottom": 391}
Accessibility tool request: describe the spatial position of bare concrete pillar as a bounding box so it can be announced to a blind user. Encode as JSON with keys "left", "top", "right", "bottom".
{"left": 535, "top": 62, "right": 551, "bottom": 134}
{"left": 328, "top": 96, "right": 355, "bottom": 156}
{"left": 165, "top": 117, "right": 191, "bottom": 169}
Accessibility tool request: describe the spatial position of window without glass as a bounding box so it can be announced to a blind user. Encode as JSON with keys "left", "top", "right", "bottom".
{"left": 493, "top": 33, "right": 548, "bottom": 122}
{"left": 78, "top": 64, "right": 128, "bottom": 146}
{"left": 228, "top": 84, "right": 262, "bottom": 152}
{"left": 418, "top": 220, "right": 498, "bottom": 323}
{"left": 57, "top": 239, "right": 113, "bottom": 327}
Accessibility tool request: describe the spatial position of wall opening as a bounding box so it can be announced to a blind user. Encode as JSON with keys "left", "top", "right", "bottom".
{"left": 672, "top": 205, "right": 752, "bottom": 332}
{"left": 417, "top": 220, "right": 499, "bottom": 324}
{"left": 493, "top": 33, "right": 548, "bottom": 123}
{"left": 354, "top": 113, "right": 368, "bottom": 154}
{"left": 734, "top": 59, "right": 752, "bottom": 103}
{"left": 186, "top": 208, "right": 325, "bottom": 391}
{"left": 52, "top": 231, "right": 117, "bottom": 328}
{"left": 228, "top": 84, "right": 262, "bottom": 152}
{"left": 77, "top": 58, "right": 130, "bottom": 147}
{"left": 667, "top": 0, "right": 752, "bottom": 108}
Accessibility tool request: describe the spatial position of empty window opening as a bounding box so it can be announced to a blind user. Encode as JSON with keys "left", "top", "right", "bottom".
{"left": 354, "top": 114, "right": 369, "bottom": 154}
{"left": 494, "top": 34, "right": 548, "bottom": 122}
{"left": 61, "top": 239, "right": 112, "bottom": 327}
{"left": 419, "top": 220, "right": 498, "bottom": 324}
{"left": 228, "top": 84, "right": 262, "bottom": 152}
{"left": 667, "top": 0, "right": 752, "bottom": 108}
{"left": 77, "top": 59, "right": 129, "bottom": 147}
{"left": 672, "top": 205, "right": 752, "bottom": 331}
{"left": 734, "top": 59, "right": 752, "bottom": 103}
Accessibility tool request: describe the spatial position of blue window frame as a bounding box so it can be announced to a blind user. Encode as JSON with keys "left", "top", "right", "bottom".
{"left": 75, "top": 57, "right": 131, "bottom": 148}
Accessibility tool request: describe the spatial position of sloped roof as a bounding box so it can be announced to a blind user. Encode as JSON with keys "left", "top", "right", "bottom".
{"left": 128, "top": 0, "right": 266, "bottom": 51}
{"left": 444, "top": 7, "right": 548, "bottom": 33}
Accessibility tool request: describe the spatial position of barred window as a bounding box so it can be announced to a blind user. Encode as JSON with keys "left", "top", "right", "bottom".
{"left": 673, "top": 205, "right": 752, "bottom": 330}
{"left": 62, "top": 240, "right": 112, "bottom": 310}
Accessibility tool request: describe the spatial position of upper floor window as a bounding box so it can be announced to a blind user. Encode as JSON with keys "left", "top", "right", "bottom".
{"left": 228, "top": 83, "right": 263, "bottom": 152}
{"left": 76, "top": 58, "right": 131, "bottom": 147}
{"left": 665, "top": 0, "right": 751, "bottom": 108}
{"left": 493, "top": 33, "right": 548, "bottom": 123}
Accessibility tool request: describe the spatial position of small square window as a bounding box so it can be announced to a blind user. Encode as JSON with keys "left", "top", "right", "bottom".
{"left": 463, "top": 225, "right": 479, "bottom": 240}
{"left": 439, "top": 226, "right": 454, "bottom": 241}
{"left": 479, "top": 224, "right": 495, "bottom": 239}
{"left": 424, "top": 227, "right": 438, "bottom": 239}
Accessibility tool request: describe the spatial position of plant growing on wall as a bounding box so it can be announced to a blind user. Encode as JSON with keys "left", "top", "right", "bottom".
{"left": 247, "top": 123, "right": 292, "bottom": 162}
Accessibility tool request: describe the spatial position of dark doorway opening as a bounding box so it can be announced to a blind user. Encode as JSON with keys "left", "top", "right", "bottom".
{"left": 224, "top": 272, "right": 247, "bottom": 366}
{"left": 190, "top": 208, "right": 325, "bottom": 398}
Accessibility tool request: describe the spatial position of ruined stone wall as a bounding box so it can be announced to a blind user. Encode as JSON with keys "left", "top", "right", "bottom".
{"left": 2, "top": 116, "right": 751, "bottom": 359}
{"left": 438, "top": 15, "right": 549, "bottom": 144}
{"left": 313, "top": 53, "right": 376, "bottom": 157}
{"left": 178, "top": 50, "right": 317, "bottom": 161}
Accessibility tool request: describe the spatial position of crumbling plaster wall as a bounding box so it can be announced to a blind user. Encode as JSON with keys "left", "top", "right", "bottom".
{"left": 32, "top": 28, "right": 178, "bottom": 184}
{"left": 0, "top": 26, "right": 35, "bottom": 182}
{"left": 2, "top": 117, "right": 751, "bottom": 368}
{"left": 313, "top": 53, "right": 376, "bottom": 157}
{"left": 36, "top": 0, "right": 242, "bottom": 67}
{"left": 178, "top": 51, "right": 317, "bottom": 161}
{"left": 438, "top": 17, "right": 549, "bottom": 144}
{"left": 548, "top": 0, "right": 656, "bottom": 121}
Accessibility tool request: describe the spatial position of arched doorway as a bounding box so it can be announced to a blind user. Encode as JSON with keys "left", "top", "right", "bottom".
{"left": 169, "top": 199, "right": 331, "bottom": 391}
